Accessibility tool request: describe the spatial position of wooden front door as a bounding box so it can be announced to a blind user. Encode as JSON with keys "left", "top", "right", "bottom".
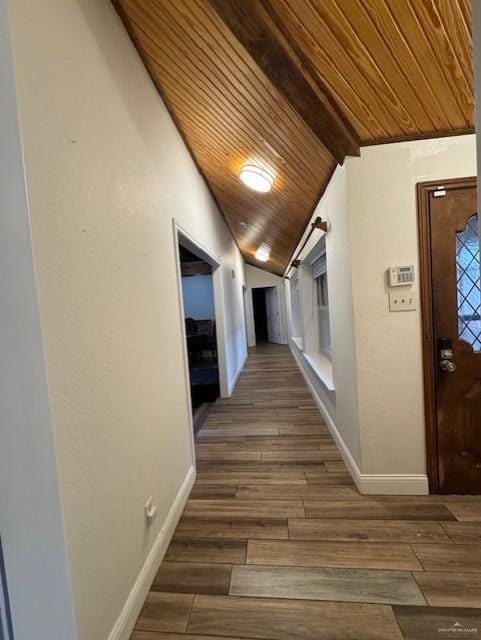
{"left": 420, "top": 178, "right": 481, "bottom": 494}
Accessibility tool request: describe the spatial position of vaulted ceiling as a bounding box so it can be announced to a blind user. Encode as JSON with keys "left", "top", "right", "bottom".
{"left": 113, "top": 0, "right": 474, "bottom": 275}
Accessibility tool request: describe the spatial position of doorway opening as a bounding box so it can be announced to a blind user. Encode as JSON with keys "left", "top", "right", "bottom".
{"left": 251, "top": 287, "right": 282, "bottom": 345}
{"left": 172, "top": 224, "right": 229, "bottom": 440}
{"left": 178, "top": 242, "right": 219, "bottom": 434}
{"left": 418, "top": 176, "right": 480, "bottom": 494}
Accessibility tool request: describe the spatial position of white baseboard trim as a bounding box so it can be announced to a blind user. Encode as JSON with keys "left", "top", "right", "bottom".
{"left": 289, "top": 345, "right": 363, "bottom": 493}
{"left": 108, "top": 465, "right": 196, "bottom": 640}
{"left": 290, "top": 345, "right": 429, "bottom": 496}
{"left": 358, "top": 474, "right": 429, "bottom": 495}
{"left": 227, "top": 351, "right": 247, "bottom": 397}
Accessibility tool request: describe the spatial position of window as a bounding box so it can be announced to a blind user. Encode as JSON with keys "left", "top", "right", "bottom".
{"left": 311, "top": 242, "right": 331, "bottom": 358}
{"left": 456, "top": 214, "right": 481, "bottom": 350}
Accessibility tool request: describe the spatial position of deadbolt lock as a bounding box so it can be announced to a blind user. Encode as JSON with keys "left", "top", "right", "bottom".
{"left": 438, "top": 338, "right": 456, "bottom": 372}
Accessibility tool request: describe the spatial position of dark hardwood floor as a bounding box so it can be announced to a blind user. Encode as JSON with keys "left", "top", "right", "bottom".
{"left": 132, "top": 344, "right": 481, "bottom": 640}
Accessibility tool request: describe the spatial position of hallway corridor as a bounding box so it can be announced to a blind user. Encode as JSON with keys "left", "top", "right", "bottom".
{"left": 132, "top": 345, "right": 481, "bottom": 640}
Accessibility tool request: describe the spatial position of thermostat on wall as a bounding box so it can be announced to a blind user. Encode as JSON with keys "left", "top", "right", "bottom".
{"left": 389, "top": 265, "right": 415, "bottom": 286}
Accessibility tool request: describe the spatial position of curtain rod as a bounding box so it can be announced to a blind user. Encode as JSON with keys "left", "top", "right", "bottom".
{"left": 284, "top": 216, "right": 328, "bottom": 278}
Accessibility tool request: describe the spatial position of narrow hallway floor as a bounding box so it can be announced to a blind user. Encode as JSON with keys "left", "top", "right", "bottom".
{"left": 132, "top": 344, "right": 481, "bottom": 640}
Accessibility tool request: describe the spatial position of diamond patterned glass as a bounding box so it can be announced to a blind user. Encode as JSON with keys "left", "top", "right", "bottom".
{"left": 456, "top": 214, "right": 481, "bottom": 351}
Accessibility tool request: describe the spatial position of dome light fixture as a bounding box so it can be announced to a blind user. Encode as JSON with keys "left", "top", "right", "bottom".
{"left": 240, "top": 164, "right": 274, "bottom": 193}
{"left": 255, "top": 244, "right": 271, "bottom": 262}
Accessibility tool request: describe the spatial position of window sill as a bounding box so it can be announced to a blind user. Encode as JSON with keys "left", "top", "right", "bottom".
{"left": 304, "top": 352, "right": 335, "bottom": 391}
{"left": 291, "top": 336, "right": 304, "bottom": 351}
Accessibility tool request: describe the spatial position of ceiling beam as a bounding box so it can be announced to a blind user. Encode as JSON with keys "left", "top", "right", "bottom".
{"left": 209, "top": 0, "right": 360, "bottom": 163}
{"left": 181, "top": 261, "right": 212, "bottom": 277}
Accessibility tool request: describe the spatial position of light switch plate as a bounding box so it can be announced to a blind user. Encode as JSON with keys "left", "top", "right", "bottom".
{"left": 389, "top": 291, "right": 416, "bottom": 312}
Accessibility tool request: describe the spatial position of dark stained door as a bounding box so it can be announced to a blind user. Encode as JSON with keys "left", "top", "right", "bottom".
{"left": 429, "top": 180, "right": 481, "bottom": 493}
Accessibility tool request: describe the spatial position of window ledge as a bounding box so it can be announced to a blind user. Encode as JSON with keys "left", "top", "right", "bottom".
{"left": 291, "top": 336, "right": 304, "bottom": 351}
{"left": 304, "top": 352, "right": 335, "bottom": 391}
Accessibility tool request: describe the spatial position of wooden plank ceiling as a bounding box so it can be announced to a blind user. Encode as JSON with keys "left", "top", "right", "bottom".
{"left": 113, "top": 0, "right": 473, "bottom": 275}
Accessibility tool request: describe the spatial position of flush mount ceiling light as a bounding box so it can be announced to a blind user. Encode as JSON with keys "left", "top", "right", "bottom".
{"left": 239, "top": 164, "right": 274, "bottom": 193}
{"left": 255, "top": 244, "right": 271, "bottom": 262}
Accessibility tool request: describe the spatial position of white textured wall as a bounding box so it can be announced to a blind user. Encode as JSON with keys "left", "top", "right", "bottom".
{"left": 0, "top": 4, "right": 77, "bottom": 637}
{"left": 287, "top": 138, "right": 476, "bottom": 485}
{"left": 245, "top": 264, "right": 288, "bottom": 345}
{"left": 287, "top": 166, "right": 361, "bottom": 465}
{"left": 347, "top": 135, "right": 476, "bottom": 475}
{"left": 7, "top": 1, "right": 247, "bottom": 639}
{"left": 323, "top": 167, "right": 361, "bottom": 465}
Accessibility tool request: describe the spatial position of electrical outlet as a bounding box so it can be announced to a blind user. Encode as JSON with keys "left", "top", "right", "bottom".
{"left": 144, "top": 496, "right": 157, "bottom": 525}
{"left": 389, "top": 291, "right": 416, "bottom": 312}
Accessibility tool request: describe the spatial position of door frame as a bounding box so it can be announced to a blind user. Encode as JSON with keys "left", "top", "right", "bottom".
{"left": 172, "top": 220, "right": 229, "bottom": 402}
{"left": 417, "top": 176, "right": 477, "bottom": 493}
{"left": 246, "top": 284, "right": 287, "bottom": 347}
{"left": 265, "top": 286, "right": 282, "bottom": 344}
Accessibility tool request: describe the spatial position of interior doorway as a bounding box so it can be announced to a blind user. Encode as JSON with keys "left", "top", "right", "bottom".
{"left": 418, "top": 177, "right": 481, "bottom": 494}
{"left": 251, "top": 287, "right": 282, "bottom": 345}
{"left": 175, "top": 229, "right": 223, "bottom": 436}
{"left": 179, "top": 244, "right": 219, "bottom": 421}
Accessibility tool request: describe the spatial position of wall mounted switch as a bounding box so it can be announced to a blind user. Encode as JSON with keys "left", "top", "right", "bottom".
{"left": 389, "top": 291, "right": 416, "bottom": 312}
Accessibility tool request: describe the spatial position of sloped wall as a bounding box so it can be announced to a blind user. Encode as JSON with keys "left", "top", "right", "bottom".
{"left": 7, "top": 1, "right": 247, "bottom": 638}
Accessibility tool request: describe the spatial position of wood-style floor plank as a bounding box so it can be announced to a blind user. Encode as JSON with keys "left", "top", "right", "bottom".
{"left": 196, "top": 462, "right": 328, "bottom": 473}
{"left": 190, "top": 485, "right": 238, "bottom": 499}
{"left": 165, "top": 538, "right": 246, "bottom": 564}
{"left": 230, "top": 564, "right": 426, "bottom": 605}
{"left": 304, "top": 500, "right": 456, "bottom": 520}
{"left": 288, "top": 519, "right": 451, "bottom": 543}
{"left": 199, "top": 427, "right": 280, "bottom": 437}
{"left": 130, "top": 345, "right": 481, "bottom": 640}
{"left": 182, "top": 499, "right": 305, "bottom": 519}
{"left": 196, "top": 451, "right": 262, "bottom": 462}
{"left": 393, "top": 605, "right": 481, "bottom": 640}
{"left": 152, "top": 561, "right": 232, "bottom": 595}
{"left": 223, "top": 438, "right": 330, "bottom": 451}
{"left": 175, "top": 517, "right": 288, "bottom": 540}
{"left": 324, "top": 460, "right": 349, "bottom": 472}
{"left": 280, "top": 425, "right": 329, "bottom": 435}
{"left": 187, "top": 595, "right": 404, "bottom": 640}
{"left": 195, "top": 471, "right": 307, "bottom": 485}
{"left": 412, "top": 543, "right": 481, "bottom": 573}
{"left": 414, "top": 571, "right": 481, "bottom": 608}
{"left": 442, "top": 521, "right": 481, "bottom": 543}
{"left": 247, "top": 539, "right": 422, "bottom": 571}
{"left": 235, "top": 484, "right": 361, "bottom": 501}
{"left": 131, "top": 634, "right": 242, "bottom": 640}
{"left": 446, "top": 503, "right": 481, "bottom": 521}
{"left": 262, "top": 450, "right": 341, "bottom": 462}
{"left": 135, "top": 593, "right": 194, "bottom": 633}
{"left": 305, "top": 471, "right": 354, "bottom": 485}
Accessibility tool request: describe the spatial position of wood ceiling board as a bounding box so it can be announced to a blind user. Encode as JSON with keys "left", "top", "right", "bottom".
{"left": 113, "top": 0, "right": 474, "bottom": 274}
{"left": 114, "top": 0, "right": 335, "bottom": 274}
{"left": 383, "top": 0, "right": 472, "bottom": 129}
{"left": 272, "top": 0, "right": 474, "bottom": 143}
{"left": 271, "top": 0, "right": 404, "bottom": 142}
{"left": 209, "top": 0, "right": 360, "bottom": 162}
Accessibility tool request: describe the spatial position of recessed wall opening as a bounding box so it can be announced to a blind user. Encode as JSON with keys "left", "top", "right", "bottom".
{"left": 251, "top": 286, "right": 282, "bottom": 345}
{"left": 178, "top": 243, "right": 219, "bottom": 433}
